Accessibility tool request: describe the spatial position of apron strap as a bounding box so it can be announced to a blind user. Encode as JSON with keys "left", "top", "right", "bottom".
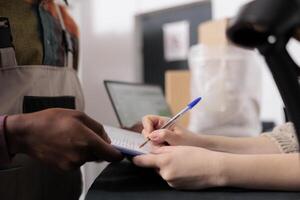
{"left": 0, "top": 17, "right": 18, "bottom": 68}
{"left": 0, "top": 48, "right": 17, "bottom": 67}
{"left": 54, "top": 2, "right": 73, "bottom": 69}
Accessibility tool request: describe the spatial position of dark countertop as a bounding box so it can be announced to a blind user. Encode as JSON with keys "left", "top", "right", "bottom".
{"left": 86, "top": 159, "right": 300, "bottom": 200}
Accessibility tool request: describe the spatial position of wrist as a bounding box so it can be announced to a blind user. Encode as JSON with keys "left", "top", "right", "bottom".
{"left": 218, "top": 153, "right": 242, "bottom": 188}
{"left": 211, "top": 152, "right": 229, "bottom": 187}
{"left": 195, "top": 134, "right": 225, "bottom": 153}
{"left": 0, "top": 115, "right": 11, "bottom": 164}
{"left": 5, "top": 114, "right": 28, "bottom": 155}
{"left": 193, "top": 134, "right": 211, "bottom": 149}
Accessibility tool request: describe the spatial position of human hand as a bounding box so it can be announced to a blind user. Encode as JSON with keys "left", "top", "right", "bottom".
{"left": 5, "top": 108, "right": 123, "bottom": 170}
{"left": 142, "top": 115, "right": 199, "bottom": 146}
{"left": 133, "top": 146, "right": 226, "bottom": 189}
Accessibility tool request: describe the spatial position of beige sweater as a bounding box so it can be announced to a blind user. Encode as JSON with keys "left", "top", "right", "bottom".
{"left": 262, "top": 123, "right": 299, "bottom": 153}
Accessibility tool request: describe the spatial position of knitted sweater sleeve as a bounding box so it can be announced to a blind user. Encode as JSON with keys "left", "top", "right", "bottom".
{"left": 262, "top": 122, "right": 299, "bottom": 153}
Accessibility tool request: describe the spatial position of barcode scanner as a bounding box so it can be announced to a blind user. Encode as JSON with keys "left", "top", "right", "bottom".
{"left": 227, "top": 0, "right": 300, "bottom": 146}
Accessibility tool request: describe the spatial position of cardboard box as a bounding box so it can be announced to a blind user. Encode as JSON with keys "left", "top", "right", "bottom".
{"left": 165, "top": 70, "right": 191, "bottom": 128}
{"left": 198, "top": 18, "right": 230, "bottom": 45}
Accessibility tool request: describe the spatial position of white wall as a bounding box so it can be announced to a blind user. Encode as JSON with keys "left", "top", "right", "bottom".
{"left": 212, "top": 0, "right": 251, "bottom": 18}
{"left": 70, "top": 0, "right": 138, "bottom": 127}
{"left": 135, "top": 0, "right": 205, "bottom": 13}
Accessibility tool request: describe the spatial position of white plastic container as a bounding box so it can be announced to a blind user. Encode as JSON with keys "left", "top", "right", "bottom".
{"left": 188, "top": 45, "right": 262, "bottom": 137}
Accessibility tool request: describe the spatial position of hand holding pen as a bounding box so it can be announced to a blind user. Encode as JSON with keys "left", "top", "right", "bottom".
{"left": 139, "top": 97, "right": 202, "bottom": 148}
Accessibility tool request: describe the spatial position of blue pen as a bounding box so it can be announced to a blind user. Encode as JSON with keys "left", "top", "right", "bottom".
{"left": 139, "top": 97, "right": 202, "bottom": 148}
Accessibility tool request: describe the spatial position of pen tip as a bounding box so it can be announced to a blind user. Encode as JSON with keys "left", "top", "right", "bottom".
{"left": 139, "top": 138, "right": 150, "bottom": 148}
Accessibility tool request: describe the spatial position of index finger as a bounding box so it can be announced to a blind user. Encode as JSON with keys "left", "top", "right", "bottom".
{"left": 142, "top": 115, "right": 168, "bottom": 135}
{"left": 133, "top": 154, "right": 160, "bottom": 168}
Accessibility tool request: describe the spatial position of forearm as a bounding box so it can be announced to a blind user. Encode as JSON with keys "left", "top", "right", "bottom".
{"left": 221, "top": 153, "right": 300, "bottom": 190}
{"left": 0, "top": 115, "right": 11, "bottom": 165}
{"left": 194, "top": 134, "right": 281, "bottom": 154}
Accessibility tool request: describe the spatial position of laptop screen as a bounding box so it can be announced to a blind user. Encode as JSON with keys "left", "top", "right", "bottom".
{"left": 104, "top": 81, "right": 172, "bottom": 127}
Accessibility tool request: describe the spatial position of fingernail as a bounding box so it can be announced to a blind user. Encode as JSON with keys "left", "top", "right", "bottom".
{"left": 150, "top": 135, "right": 157, "bottom": 140}
{"left": 150, "top": 136, "right": 159, "bottom": 141}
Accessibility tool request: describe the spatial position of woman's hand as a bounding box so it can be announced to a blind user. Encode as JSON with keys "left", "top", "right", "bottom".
{"left": 142, "top": 115, "right": 200, "bottom": 146}
{"left": 133, "top": 146, "right": 226, "bottom": 189}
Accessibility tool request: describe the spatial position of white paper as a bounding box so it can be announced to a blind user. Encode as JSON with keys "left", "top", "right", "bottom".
{"left": 163, "top": 20, "right": 190, "bottom": 62}
{"left": 104, "top": 126, "right": 151, "bottom": 155}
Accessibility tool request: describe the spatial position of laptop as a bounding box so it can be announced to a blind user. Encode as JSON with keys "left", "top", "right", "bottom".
{"left": 104, "top": 80, "right": 172, "bottom": 127}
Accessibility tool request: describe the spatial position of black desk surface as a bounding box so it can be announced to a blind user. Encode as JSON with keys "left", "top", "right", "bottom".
{"left": 86, "top": 160, "right": 300, "bottom": 200}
